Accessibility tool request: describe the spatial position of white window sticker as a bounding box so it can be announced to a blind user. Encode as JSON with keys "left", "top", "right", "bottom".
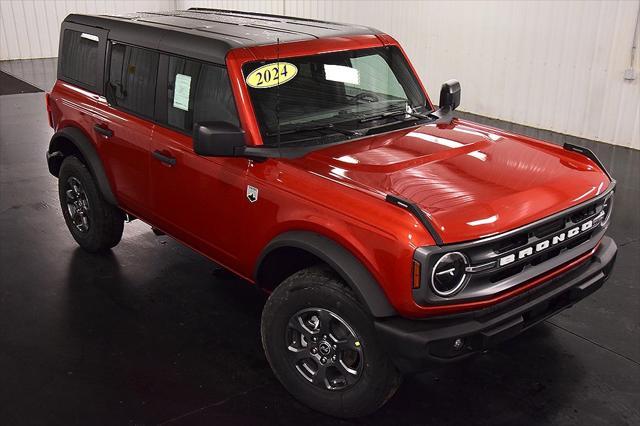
{"left": 324, "top": 64, "right": 360, "bottom": 85}
{"left": 173, "top": 73, "right": 192, "bottom": 111}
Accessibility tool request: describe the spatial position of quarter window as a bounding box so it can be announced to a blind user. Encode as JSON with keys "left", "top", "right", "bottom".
{"left": 108, "top": 43, "right": 159, "bottom": 117}
{"left": 60, "top": 30, "right": 99, "bottom": 87}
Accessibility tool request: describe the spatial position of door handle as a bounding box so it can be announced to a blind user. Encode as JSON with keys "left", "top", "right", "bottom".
{"left": 152, "top": 150, "right": 177, "bottom": 166}
{"left": 93, "top": 124, "right": 113, "bottom": 138}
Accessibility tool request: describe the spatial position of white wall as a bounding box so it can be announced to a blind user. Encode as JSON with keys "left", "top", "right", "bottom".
{"left": 0, "top": 0, "right": 175, "bottom": 60}
{"left": 1, "top": 0, "right": 639, "bottom": 149}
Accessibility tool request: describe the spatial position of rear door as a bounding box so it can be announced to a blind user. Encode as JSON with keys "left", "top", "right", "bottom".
{"left": 149, "top": 55, "right": 250, "bottom": 271}
{"left": 94, "top": 41, "right": 159, "bottom": 217}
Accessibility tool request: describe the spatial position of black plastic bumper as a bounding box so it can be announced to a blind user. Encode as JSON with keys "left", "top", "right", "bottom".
{"left": 375, "top": 236, "right": 617, "bottom": 373}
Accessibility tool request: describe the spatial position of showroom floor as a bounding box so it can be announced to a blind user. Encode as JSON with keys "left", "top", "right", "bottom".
{"left": 0, "top": 60, "right": 638, "bottom": 425}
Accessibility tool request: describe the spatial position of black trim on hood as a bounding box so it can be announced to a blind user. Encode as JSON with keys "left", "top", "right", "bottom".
{"left": 386, "top": 194, "right": 444, "bottom": 246}
{"left": 563, "top": 142, "right": 613, "bottom": 181}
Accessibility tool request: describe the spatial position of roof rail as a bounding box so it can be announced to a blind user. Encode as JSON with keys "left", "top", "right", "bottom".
{"left": 187, "top": 7, "right": 349, "bottom": 27}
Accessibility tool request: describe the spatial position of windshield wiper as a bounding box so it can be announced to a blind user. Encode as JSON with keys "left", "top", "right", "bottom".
{"left": 266, "top": 123, "right": 360, "bottom": 137}
{"left": 359, "top": 107, "right": 432, "bottom": 123}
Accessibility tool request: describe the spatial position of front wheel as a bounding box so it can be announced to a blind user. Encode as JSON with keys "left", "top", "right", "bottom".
{"left": 261, "top": 267, "right": 401, "bottom": 418}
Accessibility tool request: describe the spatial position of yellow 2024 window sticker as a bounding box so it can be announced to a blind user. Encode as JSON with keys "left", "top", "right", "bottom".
{"left": 245, "top": 62, "right": 298, "bottom": 89}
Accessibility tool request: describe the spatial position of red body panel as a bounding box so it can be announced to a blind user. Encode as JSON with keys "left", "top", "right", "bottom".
{"left": 48, "top": 34, "right": 611, "bottom": 319}
{"left": 294, "top": 119, "right": 610, "bottom": 243}
{"left": 149, "top": 124, "right": 253, "bottom": 275}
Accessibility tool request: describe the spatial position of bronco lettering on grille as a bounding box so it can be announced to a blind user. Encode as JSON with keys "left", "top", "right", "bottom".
{"left": 498, "top": 213, "right": 602, "bottom": 267}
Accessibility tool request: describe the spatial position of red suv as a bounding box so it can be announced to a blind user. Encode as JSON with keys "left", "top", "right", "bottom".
{"left": 46, "top": 9, "right": 617, "bottom": 417}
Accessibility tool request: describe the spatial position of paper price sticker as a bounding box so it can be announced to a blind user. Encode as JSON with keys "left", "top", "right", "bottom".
{"left": 173, "top": 73, "right": 192, "bottom": 111}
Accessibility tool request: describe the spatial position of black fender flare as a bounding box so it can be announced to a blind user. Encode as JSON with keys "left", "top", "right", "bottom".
{"left": 47, "top": 127, "right": 118, "bottom": 206}
{"left": 256, "top": 231, "right": 397, "bottom": 318}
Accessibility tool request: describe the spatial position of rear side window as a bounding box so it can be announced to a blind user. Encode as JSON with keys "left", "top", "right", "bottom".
{"left": 107, "top": 43, "right": 159, "bottom": 118}
{"left": 59, "top": 30, "right": 99, "bottom": 87}
{"left": 165, "top": 56, "right": 239, "bottom": 132}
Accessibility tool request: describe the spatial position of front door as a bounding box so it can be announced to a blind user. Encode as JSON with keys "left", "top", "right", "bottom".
{"left": 149, "top": 55, "right": 250, "bottom": 272}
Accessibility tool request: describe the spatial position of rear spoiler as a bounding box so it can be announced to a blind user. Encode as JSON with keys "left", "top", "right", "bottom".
{"left": 564, "top": 143, "right": 613, "bottom": 181}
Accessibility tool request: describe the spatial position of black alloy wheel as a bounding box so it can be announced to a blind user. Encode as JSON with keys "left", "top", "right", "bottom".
{"left": 286, "top": 307, "right": 363, "bottom": 391}
{"left": 65, "top": 176, "right": 91, "bottom": 233}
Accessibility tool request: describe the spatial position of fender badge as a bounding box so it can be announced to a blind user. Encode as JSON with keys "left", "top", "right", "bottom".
{"left": 246, "top": 185, "right": 258, "bottom": 203}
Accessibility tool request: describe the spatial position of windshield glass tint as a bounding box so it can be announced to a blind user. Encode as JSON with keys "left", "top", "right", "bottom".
{"left": 242, "top": 46, "right": 428, "bottom": 145}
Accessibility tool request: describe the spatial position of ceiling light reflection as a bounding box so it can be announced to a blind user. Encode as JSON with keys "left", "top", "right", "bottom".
{"left": 467, "top": 215, "right": 498, "bottom": 226}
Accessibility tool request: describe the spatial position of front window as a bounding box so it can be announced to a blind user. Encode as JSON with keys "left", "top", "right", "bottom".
{"left": 242, "top": 46, "right": 430, "bottom": 146}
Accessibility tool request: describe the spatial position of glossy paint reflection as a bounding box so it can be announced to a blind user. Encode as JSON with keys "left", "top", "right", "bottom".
{"left": 296, "top": 120, "right": 609, "bottom": 242}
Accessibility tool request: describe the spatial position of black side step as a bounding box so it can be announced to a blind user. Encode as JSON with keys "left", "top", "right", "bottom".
{"left": 563, "top": 143, "right": 613, "bottom": 181}
{"left": 385, "top": 194, "right": 444, "bottom": 246}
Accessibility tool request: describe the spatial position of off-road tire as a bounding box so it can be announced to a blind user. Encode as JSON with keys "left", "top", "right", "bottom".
{"left": 58, "top": 156, "right": 124, "bottom": 252}
{"left": 261, "top": 266, "right": 401, "bottom": 418}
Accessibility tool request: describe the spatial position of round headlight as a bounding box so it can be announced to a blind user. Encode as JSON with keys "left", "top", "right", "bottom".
{"left": 601, "top": 193, "right": 614, "bottom": 227}
{"left": 431, "top": 252, "right": 469, "bottom": 297}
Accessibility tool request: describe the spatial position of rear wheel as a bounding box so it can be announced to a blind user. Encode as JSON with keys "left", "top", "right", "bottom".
{"left": 58, "top": 156, "right": 124, "bottom": 252}
{"left": 261, "top": 267, "right": 401, "bottom": 418}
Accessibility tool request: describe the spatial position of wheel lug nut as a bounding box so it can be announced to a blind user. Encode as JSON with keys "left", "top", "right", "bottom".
{"left": 323, "top": 335, "right": 327, "bottom": 339}
{"left": 333, "top": 345, "right": 337, "bottom": 349}
{"left": 332, "top": 355, "right": 337, "bottom": 361}
{"left": 311, "top": 347, "right": 317, "bottom": 354}
{"left": 321, "top": 357, "right": 327, "bottom": 364}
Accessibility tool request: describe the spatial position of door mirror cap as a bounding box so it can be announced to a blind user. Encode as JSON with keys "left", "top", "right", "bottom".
{"left": 439, "top": 79, "right": 461, "bottom": 111}
{"left": 193, "top": 121, "right": 246, "bottom": 157}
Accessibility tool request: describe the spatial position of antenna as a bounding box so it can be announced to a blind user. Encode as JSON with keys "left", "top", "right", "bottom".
{"left": 276, "top": 37, "right": 281, "bottom": 148}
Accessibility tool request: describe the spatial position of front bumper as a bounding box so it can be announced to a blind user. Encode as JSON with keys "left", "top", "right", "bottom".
{"left": 375, "top": 236, "right": 617, "bottom": 373}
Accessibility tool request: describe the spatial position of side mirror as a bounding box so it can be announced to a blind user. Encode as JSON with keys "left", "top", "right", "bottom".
{"left": 439, "top": 79, "right": 461, "bottom": 111}
{"left": 193, "top": 121, "right": 246, "bottom": 157}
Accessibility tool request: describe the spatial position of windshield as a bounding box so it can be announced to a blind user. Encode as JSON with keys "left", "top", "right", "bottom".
{"left": 242, "top": 46, "right": 430, "bottom": 146}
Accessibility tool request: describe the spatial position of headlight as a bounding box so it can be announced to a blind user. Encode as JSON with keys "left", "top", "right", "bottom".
{"left": 601, "top": 193, "right": 614, "bottom": 227}
{"left": 431, "top": 251, "right": 469, "bottom": 297}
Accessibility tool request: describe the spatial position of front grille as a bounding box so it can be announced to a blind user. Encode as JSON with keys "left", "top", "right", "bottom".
{"left": 477, "top": 207, "right": 604, "bottom": 283}
{"left": 413, "top": 185, "right": 615, "bottom": 306}
{"left": 487, "top": 204, "right": 600, "bottom": 260}
{"left": 489, "top": 263, "right": 525, "bottom": 283}
{"left": 532, "top": 218, "right": 564, "bottom": 239}
{"left": 571, "top": 203, "right": 597, "bottom": 223}
{"left": 494, "top": 233, "right": 529, "bottom": 254}
{"left": 488, "top": 229, "right": 594, "bottom": 283}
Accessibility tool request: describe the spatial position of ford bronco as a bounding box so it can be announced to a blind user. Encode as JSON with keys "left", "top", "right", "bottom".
{"left": 46, "top": 9, "right": 617, "bottom": 417}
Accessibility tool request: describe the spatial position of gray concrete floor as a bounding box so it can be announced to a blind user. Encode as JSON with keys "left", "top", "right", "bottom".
{"left": 0, "top": 58, "right": 57, "bottom": 92}
{"left": 0, "top": 61, "right": 639, "bottom": 425}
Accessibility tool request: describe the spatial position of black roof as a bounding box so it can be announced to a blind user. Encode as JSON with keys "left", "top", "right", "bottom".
{"left": 64, "top": 8, "right": 381, "bottom": 64}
